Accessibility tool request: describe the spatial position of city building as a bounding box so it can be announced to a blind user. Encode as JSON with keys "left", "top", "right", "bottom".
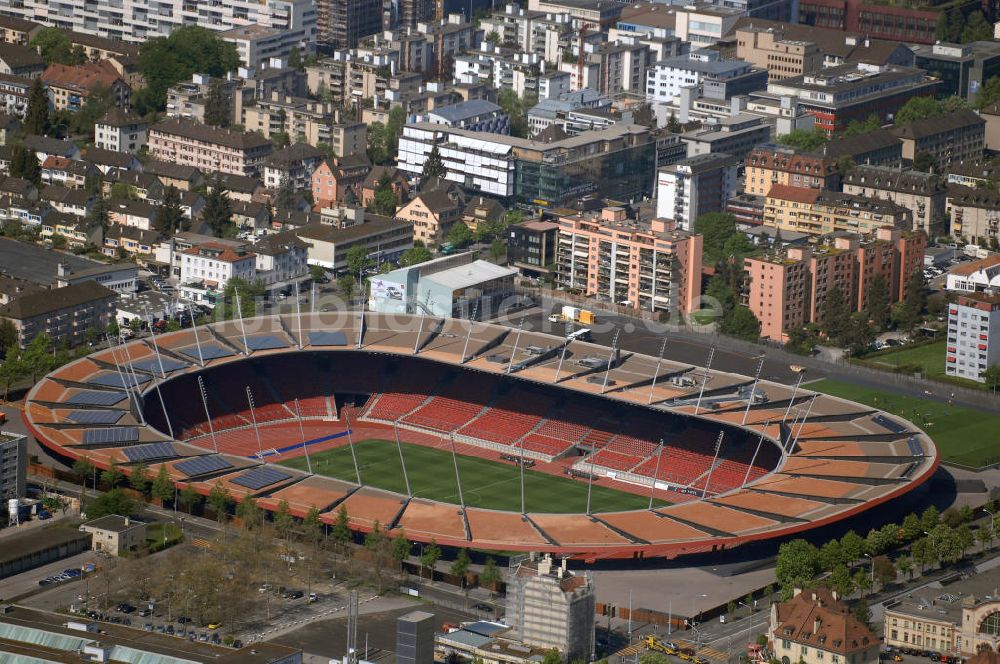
{"left": 890, "top": 109, "right": 985, "bottom": 169}
{"left": 397, "top": 611, "right": 435, "bottom": 664}
{"left": 41, "top": 61, "right": 130, "bottom": 112}
{"left": 733, "top": 19, "right": 915, "bottom": 79}
{"left": 262, "top": 143, "right": 326, "bottom": 191}
{"left": 745, "top": 227, "right": 925, "bottom": 340}
{"left": 103, "top": 224, "right": 159, "bottom": 257}
{"left": 946, "top": 254, "right": 1000, "bottom": 293}
{"left": 94, "top": 107, "right": 147, "bottom": 154}
{"left": 946, "top": 291, "right": 1000, "bottom": 383}
{"left": 505, "top": 554, "right": 595, "bottom": 662}
{"left": 527, "top": 0, "right": 624, "bottom": 29}
{"left": 148, "top": 119, "right": 273, "bottom": 177}
{"left": 821, "top": 128, "right": 902, "bottom": 167}
{"left": 243, "top": 92, "right": 366, "bottom": 150}
{"left": 945, "top": 184, "right": 1000, "bottom": 245}
{"left": 769, "top": 587, "right": 879, "bottom": 664}
{"left": 841, "top": 165, "right": 947, "bottom": 236}
{"left": 508, "top": 220, "right": 559, "bottom": 278}
{"left": 0, "top": 43, "right": 44, "bottom": 78}
{"left": 0, "top": 0, "right": 318, "bottom": 47}
{"left": 252, "top": 231, "right": 310, "bottom": 291}
{"left": 368, "top": 251, "right": 517, "bottom": 318}
{"left": 911, "top": 42, "right": 1000, "bottom": 102}
{"left": 744, "top": 145, "right": 839, "bottom": 197}
{"left": 0, "top": 530, "right": 93, "bottom": 578}
{"left": 315, "top": 0, "right": 382, "bottom": 48}
{"left": 296, "top": 215, "right": 413, "bottom": 271}
{"left": 0, "top": 432, "right": 27, "bottom": 503}
{"left": 310, "top": 155, "right": 371, "bottom": 207}
{"left": 673, "top": 4, "right": 741, "bottom": 48}
{"left": 655, "top": 153, "right": 738, "bottom": 231}
{"left": 765, "top": 64, "right": 940, "bottom": 134}
{"left": 881, "top": 554, "right": 1000, "bottom": 654}
{"left": 680, "top": 114, "right": 772, "bottom": 162}
{"left": 763, "top": 184, "right": 913, "bottom": 236}
{"left": 220, "top": 2, "right": 317, "bottom": 71}
{"left": 0, "top": 73, "right": 30, "bottom": 118}
{"left": 394, "top": 183, "right": 465, "bottom": 247}
{"left": 427, "top": 100, "right": 510, "bottom": 134}
{"left": 646, "top": 50, "right": 761, "bottom": 103}
{"left": 397, "top": 122, "right": 656, "bottom": 206}
{"left": 179, "top": 243, "right": 257, "bottom": 306}
{"left": 80, "top": 515, "right": 148, "bottom": 557}
{"left": 556, "top": 206, "right": 703, "bottom": 315}
{"left": 0, "top": 280, "right": 117, "bottom": 348}
{"left": 0, "top": 15, "right": 42, "bottom": 46}
{"left": 796, "top": 0, "right": 980, "bottom": 44}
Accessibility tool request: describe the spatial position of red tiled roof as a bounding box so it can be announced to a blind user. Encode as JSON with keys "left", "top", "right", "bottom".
{"left": 41, "top": 156, "right": 71, "bottom": 170}
{"left": 766, "top": 183, "right": 822, "bottom": 204}
{"left": 182, "top": 243, "right": 255, "bottom": 263}
{"left": 41, "top": 61, "right": 122, "bottom": 94}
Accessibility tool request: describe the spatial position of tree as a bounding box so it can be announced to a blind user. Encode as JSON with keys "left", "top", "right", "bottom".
{"left": 399, "top": 244, "right": 434, "bottom": 267}
{"left": 155, "top": 185, "right": 186, "bottom": 235}
{"left": 364, "top": 520, "right": 392, "bottom": 593}
{"left": 337, "top": 274, "right": 356, "bottom": 300}
{"left": 130, "top": 460, "right": 151, "bottom": 495}
{"left": 0, "top": 318, "right": 17, "bottom": 359}
{"left": 10, "top": 143, "right": 41, "bottom": 186}
{"left": 695, "top": 212, "right": 740, "bottom": 267}
{"left": 775, "top": 539, "right": 820, "bottom": 590}
{"left": 777, "top": 127, "right": 827, "bottom": 151}
{"left": 101, "top": 461, "right": 124, "bottom": 489}
{"left": 385, "top": 106, "right": 406, "bottom": 160}
{"left": 913, "top": 150, "right": 938, "bottom": 174}
{"left": 820, "top": 286, "right": 851, "bottom": 344}
{"left": 490, "top": 238, "right": 506, "bottom": 262}
{"left": 73, "top": 456, "right": 96, "bottom": 500}
{"left": 31, "top": 28, "right": 83, "bottom": 66}
{"left": 368, "top": 174, "right": 399, "bottom": 217}
{"left": 922, "top": 505, "right": 940, "bottom": 532}
{"left": 451, "top": 548, "right": 471, "bottom": 588}
{"left": 331, "top": 504, "right": 351, "bottom": 553}
{"left": 873, "top": 555, "right": 896, "bottom": 589}
{"left": 853, "top": 568, "right": 872, "bottom": 597}
{"left": 367, "top": 122, "right": 388, "bottom": 164}
{"left": 840, "top": 530, "right": 864, "bottom": 565}
{"left": 542, "top": 649, "right": 563, "bottom": 664}
{"left": 85, "top": 488, "right": 140, "bottom": 519}
{"left": 957, "top": 524, "right": 975, "bottom": 558}
{"left": 719, "top": 306, "right": 761, "bottom": 341}
{"left": 479, "top": 556, "right": 502, "bottom": 590}
{"left": 152, "top": 464, "right": 174, "bottom": 505}
{"left": 421, "top": 144, "right": 447, "bottom": 181}
{"left": 87, "top": 194, "right": 111, "bottom": 235}
{"left": 273, "top": 499, "right": 295, "bottom": 543}
{"left": 667, "top": 111, "right": 682, "bottom": 133}
{"left": 0, "top": 350, "right": 23, "bottom": 400}
{"left": 829, "top": 564, "right": 854, "bottom": 597}
{"left": 135, "top": 27, "right": 240, "bottom": 113}
{"left": 893, "top": 271, "right": 927, "bottom": 331}
{"left": 345, "top": 244, "right": 373, "bottom": 277}
{"left": 24, "top": 78, "right": 50, "bottom": 136}
{"left": 203, "top": 176, "right": 234, "bottom": 237}
{"left": 840, "top": 115, "right": 880, "bottom": 138}
{"left": 447, "top": 221, "right": 474, "bottom": 248}
{"left": 978, "top": 524, "right": 995, "bottom": 551}
{"left": 218, "top": 277, "right": 264, "bottom": 320}
{"left": 391, "top": 529, "right": 411, "bottom": 571}
{"left": 236, "top": 495, "right": 261, "bottom": 530}
{"left": 865, "top": 274, "right": 891, "bottom": 331}
{"left": 420, "top": 539, "right": 441, "bottom": 581}
{"left": 207, "top": 483, "right": 231, "bottom": 523}
{"left": 961, "top": 10, "right": 992, "bottom": 43}
{"left": 976, "top": 76, "right": 1000, "bottom": 109}
{"left": 818, "top": 540, "right": 845, "bottom": 572}
{"left": 895, "top": 96, "right": 944, "bottom": 126}
{"left": 853, "top": 599, "right": 872, "bottom": 629}
{"left": 287, "top": 48, "right": 303, "bottom": 71}
{"left": 274, "top": 175, "right": 297, "bottom": 211}
{"left": 897, "top": 555, "right": 914, "bottom": 580}
{"left": 179, "top": 482, "right": 198, "bottom": 514}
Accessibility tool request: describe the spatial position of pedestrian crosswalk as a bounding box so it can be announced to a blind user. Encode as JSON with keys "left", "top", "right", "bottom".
{"left": 191, "top": 538, "right": 212, "bottom": 549}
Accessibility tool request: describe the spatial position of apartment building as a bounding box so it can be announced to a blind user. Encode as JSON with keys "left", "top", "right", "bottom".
{"left": 506, "top": 555, "right": 595, "bottom": 662}
{"left": 674, "top": 4, "right": 741, "bottom": 47}
{"left": 735, "top": 26, "right": 822, "bottom": 81}
{"left": 766, "top": 64, "right": 940, "bottom": 134}
{"left": 770, "top": 588, "right": 879, "bottom": 664}
{"left": 0, "top": 0, "right": 317, "bottom": 45}
{"left": 394, "top": 183, "right": 465, "bottom": 247}
{"left": 745, "top": 227, "right": 924, "bottom": 340}
{"left": 842, "top": 165, "right": 946, "bottom": 236}
{"left": 42, "top": 62, "right": 130, "bottom": 112}
{"left": 646, "top": 50, "right": 759, "bottom": 103}
{"left": 479, "top": 4, "right": 573, "bottom": 63}
{"left": 508, "top": 220, "right": 559, "bottom": 278}
{"left": 680, "top": 114, "right": 771, "bottom": 162}
{"left": 262, "top": 143, "right": 326, "bottom": 191}
{"left": 655, "top": 153, "right": 738, "bottom": 231}
{"left": 912, "top": 41, "right": 1000, "bottom": 102}
{"left": 179, "top": 243, "right": 257, "bottom": 306}
{"left": 94, "top": 107, "right": 147, "bottom": 154}
{"left": 295, "top": 216, "right": 414, "bottom": 271}
{"left": 0, "top": 280, "right": 116, "bottom": 349}
{"left": 556, "top": 206, "right": 703, "bottom": 315}
{"left": 0, "top": 16, "right": 42, "bottom": 46}
{"left": 0, "top": 43, "right": 43, "bottom": 78}
{"left": 945, "top": 184, "right": 1000, "bottom": 246}
{"left": 527, "top": 0, "right": 623, "bottom": 29}
{"left": 744, "top": 145, "right": 838, "bottom": 197}
{"left": 221, "top": 20, "right": 317, "bottom": 71}
{"left": 0, "top": 73, "right": 29, "bottom": 118}
{"left": 148, "top": 119, "right": 273, "bottom": 177}
{"left": 243, "top": 92, "right": 366, "bottom": 149}
{"left": 890, "top": 109, "right": 985, "bottom": 169}
{"left": 426, "top": 100, "right": 510, "bottom": 134}
{"left": 946, "top": 292, "right": 1000, "bottom": 383}
{"left": 311, "top": 155, "right": 371, "bottom": 207}
{"left": 797, "top": 0, "right": 980, "bottom": 45}
{"left": 314, "top": 0, "right": 381, "bottom": 48}
{"left": 0, "top": 432, "right": 27, "bottom": 503}
{"left": 252, "top": 231, "right": 310, "bottom": 290}
{"left": 763, "top": 184, "right": 912, "bottom": 236}
{"left": 397, "top": 122, "right": 656, "bottom": 206}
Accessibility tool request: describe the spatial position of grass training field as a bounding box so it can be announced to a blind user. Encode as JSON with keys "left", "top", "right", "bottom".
{"left": 279, "top": 439, "right": 667, "bottom": 513}
{"left": 858, "top": 340, "right": 946, "bottom": 378}
{"left": 808, "top": 378, "right": 1000, "bottom": 468}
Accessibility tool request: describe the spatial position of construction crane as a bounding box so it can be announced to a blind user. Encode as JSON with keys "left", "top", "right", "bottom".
{"left": 577, "top": 24, "right": 587, "bottom": 90}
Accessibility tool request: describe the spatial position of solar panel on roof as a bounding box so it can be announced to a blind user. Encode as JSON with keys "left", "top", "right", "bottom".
{"left": 88, "top": 373, "right": 150, "bottom": 388}
{"left": 229, "top": 466, "right": 292, "bottom": 490}
{"left": 177, "top": 344, "right": 235, "bottom": 361}
{"left": 244, "top": 335, "right": 289, "bottom": 351}
{"left": 175, "top": 455, "right": 233, "bottom": 477}
{"left": 131, "top": 357, "right": 189, "bottom": 373}
{"left": 82, "top": 427, "right": 139, "bottom": 445}
{"left": 874, "top": 414, "right": 907, "bottom": 434}
{"left": 68, "top": 410, "right": 124, "bottom": 425}
{"left": 308, "top": 331, "right": 348, "bottom": 346}
{"left": 123, "top": 442, "right": 179, "bottom": 462}
{"left": 65, "top": 390, "right": 128, "bottom": 406}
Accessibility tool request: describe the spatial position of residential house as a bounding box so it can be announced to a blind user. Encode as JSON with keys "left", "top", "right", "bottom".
{"left": 842, "top": 165, "right": 947, "bottom": 236}
{"left": 40, "top": 212, "right": 102, "bottom": 248}
{"left": 179, "top": 243, "right": 257, "bottom": 306}
{"left": 0, "top": 43, "right": 44, "bottom": 78}
{"left": 94, "top": 107, "right": 148, "bottom": 154}
{"left": 103, "top": 224, "right": 161, "bottom": 258}
{"left": 395, "top": 182, "right": 465, "bottom": 247}
{"left": 360, "top": 166, "right": 409, "bottom": 210}
{"left": 0, "top": 16, "right": 42, "bottom": 46}
{"left": 40, "top": 157, "right": 100, "bottom": 190}
{"left": 0, "top": 280, "right": 116, "bottom": 348}
{"left": 295, "top": 215, "right": 413, "bottom": 271}
{"left": 311, "top": 155, "right": 371, "bottom": 207}
{"left": 23, "top": 135, "right": 81, "bottom": 163}
{"left": 0, "top": 73, "right": 30, "bottom": 118}
{"left": 253, "top": 231, "right": 310, "bottom": 291}
{"left": 41, "top": 61, "right": 130, "bottom": 111}
{"left": 763, "top": 184, "right": 913, "bottom": 237}
{"left": 148, "top": 118, "right": 273, "bottom": 177}
{"left": 143, "top": 160, "right": 203, "bottom": 191}
{"left": 84, "top": 147, "right": 140, "bottom": 175}
{"left": 769, "top": 587, "right": 879, "bottom": 664}
{"left": 461, "top": 196, "right": 505, "bottom": 235}
{"left": 215, "top": 173, "right": 265, "bottom": 203}
{"left": 39, "top": 185, "right": 93, "bottom": 218}
{"left": 108, "top": 198, "right": 157, "bottom": 231}
{"left": 890, "top": 109, "right": 985, "bottom": 169}
{"left": 80, "top": 515, "right": 147, "bottom": 557}
{"left": 262, "top": 143, "right": 326, "bottom": 191}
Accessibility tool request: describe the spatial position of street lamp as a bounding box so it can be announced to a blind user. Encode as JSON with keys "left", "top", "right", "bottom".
{"left": 863, "top": 553, "right": 874, "bottom": 584}
{"left": 985, "top": 507, "right": 996, "bottom": 534}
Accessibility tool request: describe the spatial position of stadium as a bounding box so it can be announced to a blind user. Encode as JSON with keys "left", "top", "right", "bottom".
{"left": 23, "top": 312, "right": 939, "bottom": 561}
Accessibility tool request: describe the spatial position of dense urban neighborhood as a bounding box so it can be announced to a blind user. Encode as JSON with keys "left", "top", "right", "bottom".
{"left": 2, "top": 0, "right": 1000, "bottom": 661}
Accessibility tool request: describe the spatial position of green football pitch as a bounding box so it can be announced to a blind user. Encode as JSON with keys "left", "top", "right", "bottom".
{"left": 278, "top": 439, "right": 668, "bottom": 513}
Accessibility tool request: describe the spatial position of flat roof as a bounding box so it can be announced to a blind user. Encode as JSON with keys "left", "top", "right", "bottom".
{"left": 425, "top": 259, "right": 518, "bottom": 291}
{"left": 0, "top": 237, "right": 116, "bottom": 286}
{"left": 0, "top": 527, "right": 91, "bottom": 566}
